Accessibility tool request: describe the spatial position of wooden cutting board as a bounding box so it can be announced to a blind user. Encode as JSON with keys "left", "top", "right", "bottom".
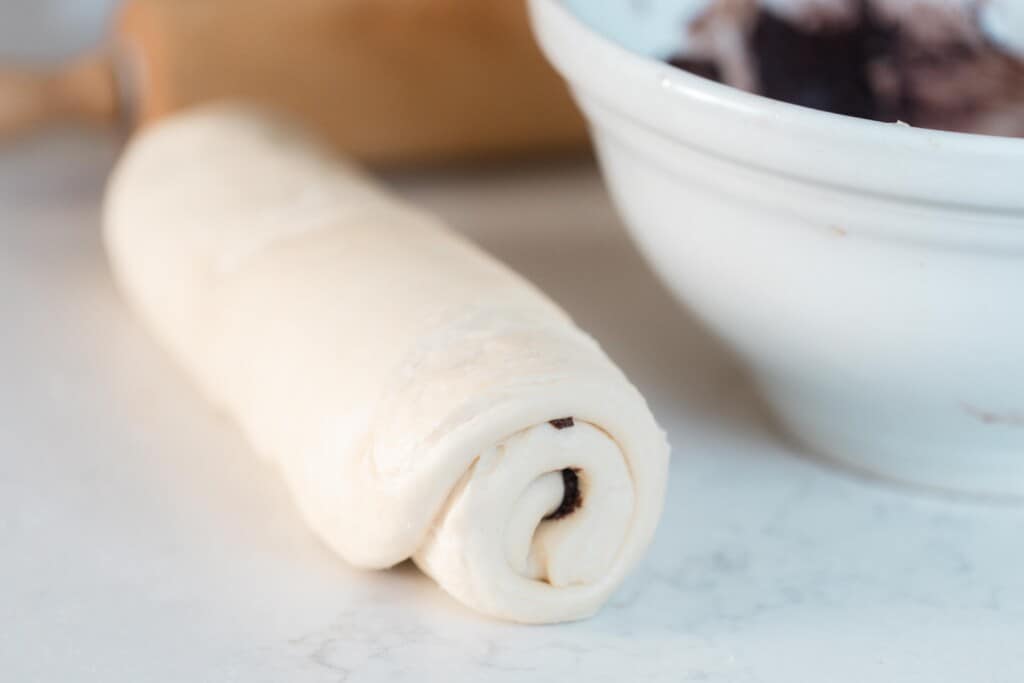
{"left": 1, "top": 0, "right": 588, "bottom": 166}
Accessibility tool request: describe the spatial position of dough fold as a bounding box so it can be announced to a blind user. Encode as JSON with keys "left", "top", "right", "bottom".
{"left": 104, "top": 107, "right": 669, "bottom": 623}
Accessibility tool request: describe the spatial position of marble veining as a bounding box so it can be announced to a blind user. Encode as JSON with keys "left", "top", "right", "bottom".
{"left": 2, "top": 132, "right": 1023, "bottom": 682}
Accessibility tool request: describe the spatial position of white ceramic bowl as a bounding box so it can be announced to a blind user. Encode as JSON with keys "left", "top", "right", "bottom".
{"left": 529, "top": 0, "right": 1024, "bottom": 498}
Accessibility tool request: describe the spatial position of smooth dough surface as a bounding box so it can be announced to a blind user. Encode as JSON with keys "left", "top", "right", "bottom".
{"left": 103, "top": 107, "right": 670, "bottom": 623}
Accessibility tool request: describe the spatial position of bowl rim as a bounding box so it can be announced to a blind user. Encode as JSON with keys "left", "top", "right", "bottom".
{"left": 529, "top": 0, "right": 1024, "bottom": 210}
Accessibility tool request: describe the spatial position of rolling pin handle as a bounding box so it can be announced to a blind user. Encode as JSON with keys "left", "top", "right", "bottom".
{"left": 0, "top": 50, "right": 118, "bottom": 141}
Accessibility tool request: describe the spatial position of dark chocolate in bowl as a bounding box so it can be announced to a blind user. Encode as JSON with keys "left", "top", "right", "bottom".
{"left": 667, "top": 0, "right": 1024, "bottom": 137}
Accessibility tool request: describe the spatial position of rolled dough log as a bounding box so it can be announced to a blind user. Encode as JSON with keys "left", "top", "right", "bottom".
{"left": 103, "top": 107, "right": 670, "bottom": 623}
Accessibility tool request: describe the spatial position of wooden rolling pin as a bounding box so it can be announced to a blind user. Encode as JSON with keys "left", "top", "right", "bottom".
{"left": 0, "top": 0, "right": 588, "bottom": 165}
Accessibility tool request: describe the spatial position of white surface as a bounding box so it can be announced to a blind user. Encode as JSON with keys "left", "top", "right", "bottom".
{"left": 531, "top": 0, "right": 1024, "bottom": 497}
{"left": 3, "top": 129, "right": 1024, "bottom": 682}
{"left": 983, "top": 0, "right": 1024, "bottom": 57}
{"left": 103, "top": 107, "right": 667, "bottom": 623}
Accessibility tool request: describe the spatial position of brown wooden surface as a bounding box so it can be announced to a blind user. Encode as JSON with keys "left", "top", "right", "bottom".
{"left": 116, "top": 0, "right": 589, "bottom": 165}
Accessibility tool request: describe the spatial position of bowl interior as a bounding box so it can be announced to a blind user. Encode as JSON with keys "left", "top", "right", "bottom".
{"left": 562, "top": 0, "right": 705, "bottom": 59}
{"left": 535, "top": 0, "right": 1024, "bottom": 210}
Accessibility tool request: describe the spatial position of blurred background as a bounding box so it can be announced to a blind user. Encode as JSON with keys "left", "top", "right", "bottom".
{"left": 0, "top": 0, "right": 114, "bottom": 59}
{"left": 0, "top": 0, "right": 595, "bottom": 165}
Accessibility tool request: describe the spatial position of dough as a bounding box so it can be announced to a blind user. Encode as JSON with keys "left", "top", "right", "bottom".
{"left": 103, "top": 106, "right": 669, "bottom": 623}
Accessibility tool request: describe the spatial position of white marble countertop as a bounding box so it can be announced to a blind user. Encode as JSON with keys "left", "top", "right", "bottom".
{"left": 3, "top": 129, "right": 1023, "bottom": 682}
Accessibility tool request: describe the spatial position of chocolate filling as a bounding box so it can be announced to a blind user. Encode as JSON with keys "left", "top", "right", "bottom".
{"left": 667, "top": 55, "right": 723, "bottom": 82}
{"left": 549, "top": 417, "right": 575, "bottom": 430}
{"left": 666, "top": 0, "right": 1024, "bottom": 135}
{"left": 750, "top": 5, "right": 885, "bottom": 120}
{"left": 544, "top": 468, "right": 583, "bottom": 521}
